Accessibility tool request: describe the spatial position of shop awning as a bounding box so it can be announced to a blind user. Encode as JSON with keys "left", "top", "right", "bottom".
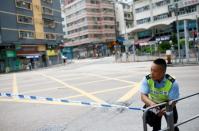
{"left": 116, "top": 37, "right": 125, "bottom": 43}
{"left": 17, "top": 53, "right": 42, "bottom": 58}
{"left": 135, "top": 38, "right": 152, "bottom": 46}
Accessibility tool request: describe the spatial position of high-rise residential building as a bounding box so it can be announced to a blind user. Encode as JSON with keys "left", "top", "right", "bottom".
{"left": 130, "top": 0, "right": 199, "bottom": 46}
{"left": 61, "top": 0, "right": 116, "bottom": 58}
{"left": 115, "top": 0, "right": 134, "bottom": 40}
{"left": 0, "top": 0, "right": 63, "bottom": 73}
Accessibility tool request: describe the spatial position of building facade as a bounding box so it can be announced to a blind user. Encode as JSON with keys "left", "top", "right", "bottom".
{"left": 129, "top": 0, "right": 199, "bottom": 47}
{"left": 115, "top": 0, "right": 133, "bottom": 38}
{"left": 0, "top": 0, "right": 63, "bottom": 73}
{"left": 62, "top": 0, "right": 116, "bottom": 58}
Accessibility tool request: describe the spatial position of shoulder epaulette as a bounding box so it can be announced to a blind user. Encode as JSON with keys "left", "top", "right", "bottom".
{"left": 145, "top": 74, "right": 151, "bottom": 80}
{"left": 165, "top": 74, "right": 175, "bottom": 83}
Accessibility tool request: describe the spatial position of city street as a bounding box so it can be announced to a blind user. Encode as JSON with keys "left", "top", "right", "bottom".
{"left": 0, "top": 56, "right": 199, "bottom": 131}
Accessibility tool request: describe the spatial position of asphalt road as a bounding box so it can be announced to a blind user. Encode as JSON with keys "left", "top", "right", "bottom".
{"left": 0, "top": 56, "right": 199, "bottom": 131}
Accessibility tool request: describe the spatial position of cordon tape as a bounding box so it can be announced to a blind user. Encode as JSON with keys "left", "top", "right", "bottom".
{"left": 0, "top": 92, "right": 145, "bottom": 111}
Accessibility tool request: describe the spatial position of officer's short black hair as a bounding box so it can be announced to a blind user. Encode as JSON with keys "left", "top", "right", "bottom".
{"left": 153, "top": 58, "right": 167, "bottom": 71}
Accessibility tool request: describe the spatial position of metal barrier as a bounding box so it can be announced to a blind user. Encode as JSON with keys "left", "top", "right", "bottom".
{"left": 143, "top": 92, "right": 199, "bottom": 131}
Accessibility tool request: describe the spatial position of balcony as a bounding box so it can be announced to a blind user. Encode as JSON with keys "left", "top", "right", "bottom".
{"left": 18, "top": 30, "right": 35, "bottom": 39}
{"left": 15, "top": 0, "right": 32, "bottom": 10}
{"left": 45, "top": 33, "right": 56, "bottom": 40}
{"left": 43, "top": 18, "right": 56, "bottom": 28}
{"left": 42, "top": 6, "right": 53, "bottom": 15}
{"left": 17, "top": 15, "right": 33, "bottom": 25}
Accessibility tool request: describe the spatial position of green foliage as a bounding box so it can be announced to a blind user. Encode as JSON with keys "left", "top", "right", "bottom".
{"left": 158, "top": 41, "right": 171, "bottom": 53}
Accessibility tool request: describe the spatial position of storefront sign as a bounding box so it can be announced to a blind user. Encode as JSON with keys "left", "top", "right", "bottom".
{"left": 26, "top": 55, "right": 40, "bottom": 58}
{"left": 156, "top": 36, "right": 170, "bottom": 41}
{"left": 178, "top": 0, "right": 199, "bottom": 8}
{"left": 6, "top": 51, "right": 16, "bottom": 58}
{"left": 38, "top": 45, "right": 46, "bottom": 51}
{"left": 47, "top": 50, "right": 58, "bottom": 56}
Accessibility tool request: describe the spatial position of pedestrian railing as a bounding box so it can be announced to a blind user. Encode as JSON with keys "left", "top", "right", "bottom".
{"left": 143, "top": 92, "right": 199, "bottom": 131}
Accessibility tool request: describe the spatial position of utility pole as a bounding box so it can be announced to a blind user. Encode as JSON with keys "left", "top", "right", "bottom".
{"left": 196, "top": 15, "right": 199, "bottom": 63}
{"left": 184, "top": 20, "right": 189, "bottom": 62}
{"left": 175, "top": 3, "right": 182, "bottom": 63}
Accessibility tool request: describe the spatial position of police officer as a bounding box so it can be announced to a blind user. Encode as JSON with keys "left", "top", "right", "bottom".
{"left": 140, "top": 58, "right": 179, "bottom": 131}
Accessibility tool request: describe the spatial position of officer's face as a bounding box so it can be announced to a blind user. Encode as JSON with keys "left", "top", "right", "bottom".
{"left": 151, "top": 63, "right": 165, "bottom": 81}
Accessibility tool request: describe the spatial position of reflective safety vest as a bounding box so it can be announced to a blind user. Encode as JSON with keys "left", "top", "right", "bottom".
{"left": 146, "top": 74, "right": 175, "bottom": 104}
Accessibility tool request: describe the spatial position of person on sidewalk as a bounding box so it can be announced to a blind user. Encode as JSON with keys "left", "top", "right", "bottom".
{"left": 140, "top": 58, "right": 180, "bottom": 131}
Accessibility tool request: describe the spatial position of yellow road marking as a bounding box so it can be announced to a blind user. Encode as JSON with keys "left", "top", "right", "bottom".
{"left": 76, "top": 79, "right": 111, "bottom": 86}
{"left": 86, "top": 74, "right": 135, "bottom": 84}
{"left": 12, "top": 74, "right": 18, "bottom": 95}
{"left": 61, "top": 85, "right": 132, "bottom": 99}
{"left": 39, "top": 73, "right": 105, "bottom": 103}
{"left": 117, "top": 82, "right": 140, "bottom": 102}
{"left": 0, "top": 98, "right": 84, "bottom": 107}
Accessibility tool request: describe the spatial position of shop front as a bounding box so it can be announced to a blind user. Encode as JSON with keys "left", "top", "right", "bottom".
{"left": 46, "top": 49, "right": 60, "bottom": 65}
{"left": 0, "top": 50, "right": 20, "bottom": 73}
{"left": 16, "top": 45, "right": 46, "bottom": 70}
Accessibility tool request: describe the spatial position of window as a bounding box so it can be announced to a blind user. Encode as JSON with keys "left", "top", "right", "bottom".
{"left": 153, "top": 13, "right": 171, "bottom": 21}
{"left": 45, "top": 33, "right": 56, "bottom": 40}
{"left": 135, "top": 5, "right": 150, "bottom": 13}
{"left": 17, "top": 15, "right": 33, "bottom": 24}
{"left": 43, "top": 18, "right": 55, "bottom": 28}
{"left": 137, "top": 17, "right": 151, "bottom": 25}
{"left": 16, "top": 0, "right": 32, "bottom": 10}
{"left": 19, "top": 30, "right": 34, "bottom": 39}
{"left": 42, "top": 0, "right": 52, "bottom": 4}
{"left": 42, "top": 7, "right": 53, "bottom": 15}
{"left": 153, "top": 0, "right": 170, "bottom": 8}
{"left": 90, "top": 0, "right": 99, "bottom": 4}
{"left": 103, "top": 17, "right": 114, "bottom": 21}
{"left": 178, "top": 5, "right": 197, "bottom": 15}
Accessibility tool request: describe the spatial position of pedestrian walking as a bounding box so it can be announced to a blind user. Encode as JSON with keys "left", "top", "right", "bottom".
{"left": 140, "top": 58, "right": 180, "bottom": 131}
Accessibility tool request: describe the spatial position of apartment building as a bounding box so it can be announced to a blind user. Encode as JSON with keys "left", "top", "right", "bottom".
{"left": 115, "top": 0, "right": 133, "bottom": 37}
{"left": 62, "top": 0, "right": 116, "bottom": 58}
{"left": 0, "top": 0, "right": 63, "bottom": 73}
{"left": 130, "top": 0, "right": 199, "bottom": 46}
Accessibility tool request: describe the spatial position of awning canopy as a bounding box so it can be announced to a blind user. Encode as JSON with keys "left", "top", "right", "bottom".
{"left": 116, "top": 37, "right": 125, "bottom": 43}
{"left": 135, "top": 38, "right": 152, "bottom": 46}
{"left": 17, "top": 53, "right": 42, "bottom": 58}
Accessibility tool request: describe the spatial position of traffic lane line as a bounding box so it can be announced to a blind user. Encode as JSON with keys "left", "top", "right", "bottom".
{"left": 117, "top": 82, "right": 140, "bottom": 102}
{"left": 86, "top": 73, "right": 136, "bottom": 84}
{"left": 12, "top": 73, "right": 18, "bottom": 95}
{"left": 75, "top": 79, "right": 110, "bottom": 86}
{"left": 60, "top": 85, "right": 132, "bottom": 99}
{"left": 39, "top": 73, "right": 105, "bottom": 103}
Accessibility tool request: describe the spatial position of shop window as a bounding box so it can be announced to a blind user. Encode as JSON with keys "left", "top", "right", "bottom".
{"left": 17, "top": 15, "right": 33, "bottom": 24}
{"left": 19, "top": 30, "right": 34, "bottom": 39}
{"left": 16, "top": 0, "right": 32, "bottom": 10}
{"left": 42, "top": 7, "right": 53, "bottom": 15}
{"left": 45, "top": 33, "right": 56, "bottom": 40}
